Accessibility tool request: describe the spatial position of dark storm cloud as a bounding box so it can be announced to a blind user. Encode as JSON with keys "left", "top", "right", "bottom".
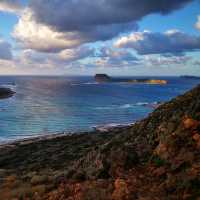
{"left": 29, "top": 0, "right": 194, "bottom": 32}
{"left": 115, "top": 30, "right": 200, "bottom": 55}
{"left": 14, "top": 0, "right": 196, "bottom": 53}
{"left": 0, "top": 40, "right": 12, "bottom": 60}
{"left": 83, "top": 22, "right": 138, "bottom": 42}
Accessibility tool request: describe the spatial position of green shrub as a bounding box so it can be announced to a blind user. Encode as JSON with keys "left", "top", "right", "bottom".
{"left": 152, "top": 155, "right": 166, "bottom": 167}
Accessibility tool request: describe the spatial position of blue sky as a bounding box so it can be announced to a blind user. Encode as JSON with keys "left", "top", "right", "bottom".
{"left": 0, "top": 0, "right": 199, "bottom": 76}
{"left": 0, "top": 13, "right": 17, "bottom": 41}
{"left": 139, "top": 1, "right": 200, "bottom": 34}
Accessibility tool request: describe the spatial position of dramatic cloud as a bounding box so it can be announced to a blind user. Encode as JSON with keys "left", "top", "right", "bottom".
{"left": 13, "top": 8, "right": 136, "bottom": 52}
{"left": 13, "top": 0, "right": 194, "bottom": 52}
{"left": 115, "top": 30, "right": 200, "bottom": 55}
{"left": 0, "top": 0, "right": 22, "bottom": 14}
{"left": 13, "top": 9, "right": 86, "bottom": 52}
{"left": 29, "top": 0, "right": 193, "bottom": 32}
{"left": 0, "top": 39, "right": 12, "bottom": 60}
{"left": 1, "top": 0, "right": 198, "bottom": 75}
{"left": 196, "top": 15, "right": 200, "bottom": 30}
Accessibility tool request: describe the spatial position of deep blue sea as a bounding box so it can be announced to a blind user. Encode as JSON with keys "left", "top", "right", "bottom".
{"left": 0, "top": 76, "right": 199, "bottom": 142}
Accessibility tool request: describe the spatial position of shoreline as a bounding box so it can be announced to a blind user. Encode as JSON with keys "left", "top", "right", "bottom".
{"left": 0, "top": 122, "right": 135, "bottom": 147}
{"left": 0, "top": 124, "right": 132, "bottom": 148}
{"left": 0, "top": 123, "right": 130, "bottom": 178}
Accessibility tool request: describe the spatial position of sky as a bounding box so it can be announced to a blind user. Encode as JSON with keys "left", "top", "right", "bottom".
{"left": 0, "top": 0, "right": 199, "bottom": 76}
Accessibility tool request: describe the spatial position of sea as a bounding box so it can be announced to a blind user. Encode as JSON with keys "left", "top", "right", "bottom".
{"left": 0, "top": 76, "right": 199, "bottom": 143}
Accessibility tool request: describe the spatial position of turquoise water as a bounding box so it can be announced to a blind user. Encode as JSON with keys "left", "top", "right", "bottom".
{"left": 0, "top": 76, "right": 199, "bottom": 142}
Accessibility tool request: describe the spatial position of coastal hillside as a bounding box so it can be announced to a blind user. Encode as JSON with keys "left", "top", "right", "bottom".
{"left": 0, "top": 85, "right": 200, "bottom": 199}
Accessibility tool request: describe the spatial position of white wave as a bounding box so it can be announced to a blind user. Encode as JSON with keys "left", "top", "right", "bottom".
{"left": 135, "top": 102, "right": 149, "bottom": 106}
{"left": 83, "top": 82, "right": 99, "bottom": 85}
{"left": 95, "top": 104, "right": 135, "bottom": 110}
{"left": 119, "top": 104, "right": 132, "bottom": 108}
{"left": 70, "top": 82, "right": 98, "bottom": 86}
{"left": 94, "top": 101, "right": 162, "bottom": 111}
{"left": 93, "top": 122, "right": 134, "bottom": 132}
{"left": 95, "top": 106, "right": 114, "bottom": 110}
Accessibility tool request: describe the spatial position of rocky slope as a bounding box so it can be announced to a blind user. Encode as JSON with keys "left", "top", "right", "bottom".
{"left": 0, "top": 85, "right": 200, "bottom": 199}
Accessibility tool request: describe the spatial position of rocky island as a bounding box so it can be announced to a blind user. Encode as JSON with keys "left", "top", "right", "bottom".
{"left": 0, "top": 84, "right": 199, "bottom": 199}
{"left": 95, "top": 74, "right": 167, "bottom": 84}
{"left": 0, "top": 87, "right": 15, "bottom": 99}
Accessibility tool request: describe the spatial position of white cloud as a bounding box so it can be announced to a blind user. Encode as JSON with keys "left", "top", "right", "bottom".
{"left": 115, "top": 32, "right": 144, "bottom": 47}
{"left": 58, "top": 47, "right": 94, "bottom": 62}
{"left": 196, "top": 15, "right": 200, "bottom": 30}
{"left": 15, "top": 46, "right": 94, "bottom": 68}
{"left": 12, "top": 7, "right": 135, "bottom": 53}
{"left": 165, "top": 29, "right": 180, "bottom": 35}
{"left": 13, "top": 8, "right": 86, "bottom": 52}
{"left": 114, "top": 30, "right": 200, "bottom": 55}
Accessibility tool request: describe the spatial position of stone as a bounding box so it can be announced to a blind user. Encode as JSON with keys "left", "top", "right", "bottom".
{"left": 31, "top": 175, "right": 49, "bottom": 185}
{"left": 0, "top": 88, "right": 15, "bottom": 99}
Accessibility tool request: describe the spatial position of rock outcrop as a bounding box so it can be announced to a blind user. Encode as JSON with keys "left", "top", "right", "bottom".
{"left": 0, "top": 85, "right": 200, "bottom": 199}
{"left": 0, "top": 87, "right": 15, "bottom": 99}
{"left": 95, "top": 74, "right": 112, "bottom": 82}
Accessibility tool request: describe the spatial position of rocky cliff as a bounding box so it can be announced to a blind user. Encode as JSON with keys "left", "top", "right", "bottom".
{"left": 0, "top": 85, "right": 200, "bottom": 199}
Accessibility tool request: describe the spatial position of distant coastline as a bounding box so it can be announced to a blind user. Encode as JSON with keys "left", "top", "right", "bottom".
{"left": 180, "top": 75, "right": 200, "bottom": 79}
